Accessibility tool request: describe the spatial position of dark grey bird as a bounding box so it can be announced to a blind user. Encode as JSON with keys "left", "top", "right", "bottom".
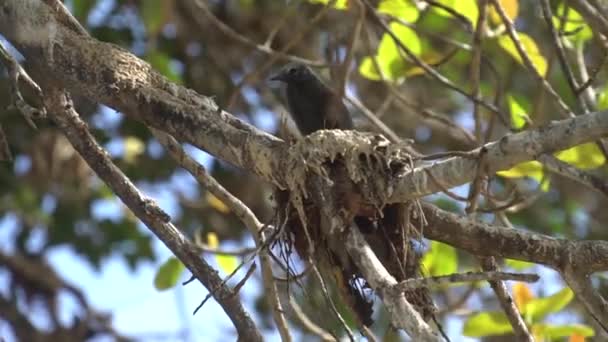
{"left": 270, "top": 63, "right": 353, "bottom": 135}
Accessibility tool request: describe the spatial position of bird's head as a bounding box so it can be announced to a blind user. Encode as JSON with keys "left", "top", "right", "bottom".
{"left": 270, "top": 63, "right": 314, "bottom": 83}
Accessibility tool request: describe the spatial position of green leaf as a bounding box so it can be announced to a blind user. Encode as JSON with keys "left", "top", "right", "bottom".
{"left": 553, "top": 5, "right": 593, "bottom": 44}
{"left": 154, "top": 257, "right": 185, "bottom": 290}
{"left": 141, "top": 0, "right": 168, "bottom": 36}
{"left": 498, "top": 33, "right": 548, "bottom": 76}
{"left": 505, "top": 259, "right": 535, "bottom": 271}
{"left": 431, "top": 0, "right": 478, "bottom": 28}
{"left": 463, "top": 311, "right": 513, "bottom": 337}
{"left": 308, "top": 0, "right": 349, "bottom": 10}
{"left": 533, "top": 323, "right": 595, "bottom": 339}
{"left": 555, "top": 143, "right": 606, "bottom": 169}
{"left": 378, "top": 0, "right": 419, "bottom": 22}
{"left": 597, "top": 86, "right": 608, "bottom": 110}
{"left": 71, "top": 0, "right": 96, "bottom": 22}
{"left": 523, "top": 287, "right": 573, "bottom": 321}
{"left": 506, "top": 94, "right": 530, "bottom": 129}
{"left": 146, "top": 52, "right": 183, "bottom": 84}
{"left": 421, "top": 241, "right": 458, "bottom": 277}
{"left": 359, "top": 22, "right": 421, "bottom": 82}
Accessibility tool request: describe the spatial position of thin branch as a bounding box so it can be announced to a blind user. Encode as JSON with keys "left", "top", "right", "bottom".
{"left": 562, "top": 269, "right": 608, "bottom": 333}
{"left": 422, "top": 0, "right": 473, "bottom": 32}
{"left": 289, "top": 295, "right": 336, "bottom": 342}
{"left": 152, "top": 129, "right": 292, "bottom": 340}
{"left": 362, "top": 0, "right": 503, "bottom": 116}
{"left": 337, "top": 0, "right": 364, "bottom": 98}
{"left": 45, "top": 89, "right": 263, "bottom": 341}
{"left": 478, "top": 257, "right": 534, "bottom": 342}
{"left": 187, "top": 0, "right": 323, "bottom": 67}
{"left": 490, "top": 0, "right": 573, "bottom": 117}
{"left": 389, "top": 271, "right": 539, "bottom": 293}
{"left": 538, "top": 154, "right": 608, "bottom": 198}
{"left": 540, "top": 0, "right": 589, "bottom": 112}
{"left": 226, "top": 1, "right": 335, "bottom": 108}
{"left": 569, "top": 0, "right": 608, "bottom": 39}
{"left": 470, "top": 0, "right": 488, "bottom": 142}
{"left": 0, "top": 41, "right": 45, "bottom": 128}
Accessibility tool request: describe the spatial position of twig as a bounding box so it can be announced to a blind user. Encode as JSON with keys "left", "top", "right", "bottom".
{"left": 153, "top": 124, "right": 288, "bottom": 337}
{"left": 540, "top": 0, "right": 589, "bottom": 112}
{"left": 490, "top": 0, "right": 573, "bottom": 117}
{"left": 422, "top": 0, "right": 473, "bottom": 32}
{"left": 337, "top": 0, "right": 364, "bottom": 99}
{"left": 226, "top": 1, "right": 335, "bottom": 109}
{"left": 478, "top": 257, "right": 534, "bottom": 342}
{"left": 470, "top": 0, "right": 488, "bottom": 142}
{"left": 0, "top": 42, "right": 46, "bottom": 128}
{"left": 188, "top": 0, "right": 323, "bottom": 67}
{"left": 362, "top": 0, "right": 503, "bottom": 116}
{"left": 194, "top": 262, "right": 258, "bottom": 315}
{"left": 562, "top": 269, "right": 608, "bottom": 333}
{"left": 0, "top": 124, "right": 11, "bottom": 161}
{"left": 389, "top": 271, "right": 539, "bottom": 294}
{"left": 289, "top": 295, "right": 337, "bottom": 342}
{"left": 538, "top": 154, "right": 608, "bottom": 198}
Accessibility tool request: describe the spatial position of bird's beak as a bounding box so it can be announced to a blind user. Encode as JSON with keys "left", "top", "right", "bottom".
{"left": 269, "top": 71, "right": 285, "bottom": 82}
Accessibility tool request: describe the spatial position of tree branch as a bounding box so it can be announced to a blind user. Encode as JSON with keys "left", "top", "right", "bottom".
{"left": 44, "top": 88, "right": 263, "bottom": 341}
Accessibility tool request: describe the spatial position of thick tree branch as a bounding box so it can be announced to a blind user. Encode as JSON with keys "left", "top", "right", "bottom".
{"left": 391, "top": 109, "right": 608, "bottom": 202}
{"left": 421, "top": 203, "right": 608, "bottom": 273}
{"left": 345, "top": 228, "right": 442, "bottom": 341}
{"left": 421, "top": 202, "right": 608, "bottom": 328}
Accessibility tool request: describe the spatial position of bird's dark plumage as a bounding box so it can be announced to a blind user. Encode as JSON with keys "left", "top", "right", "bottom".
{"left": 271, "top": 63, "right": 353, "bottom": 135}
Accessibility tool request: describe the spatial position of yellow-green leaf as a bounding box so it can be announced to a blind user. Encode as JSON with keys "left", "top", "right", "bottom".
{"left": 207, "top": 232, "right": 220, "bottom": 248}
{"left": 431, "top": 0, "right": 478, "bottom": 28}
{"left": 497, "top": 161, "right": 544, "bottom": 183}
{"left": 154, "top": 257, "right": 185, "bottom": 290}
{"left": 207, "top": 232, "right": 239, "bottom": 274}
{"left": 553, "top": 5, "right": 593, "bottom": 44}
{"left": 206, "top": 193, "right": 230, "bottom": 214}
{"left": 378, "top": 0, "right": 419, "bottom": 22}
{"left": 513, "top": 282, "right": 534, "bottom": 311}
{"left": 216, "top": 254, "right": 239, "bottom": 274}
{"left": 505, "top": 258, "right": 535, "bottom": 271}
{"left": 533, "top": 323, "right": 595, "bottom": 339}
{"left": 146, "top": 51, "right": 183, "bottom": 84}
{"left": 463, "top": 311, "right": 512, "bottom": 337}
{"left": 597, "top": 86, "right": 608, "bottom": 110}
{"left": 359, "top": 22, "right": 421, "bottom": 82}
{"left": 555, "top": 143, "right": 606, "bottom": 169}
{"left": 523, "top": 287, "right": 573, "bottom": 321}
{"left": 308, "top": 0, "right": 349, "bottom": 10}
{"left": 421, "top": 241, "right": 458, "bottom": 277}
{"left": 498, "top": 33, "right": 548, "bottom": 76}
{"left": 141, "top": 0, "right": 171, "bottom": 36}
{"left": 507, "top": 94, "right": 530, "bottom": 129}
{"left": 489, "top": 0, "right": 519, "bottom": 25}
{"left": 123, "top": 136, "right": 145, "bottom": 164}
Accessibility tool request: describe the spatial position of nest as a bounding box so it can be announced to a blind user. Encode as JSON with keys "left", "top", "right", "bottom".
{"left": 273, "top": 130, "right": 435, "bottom": 327}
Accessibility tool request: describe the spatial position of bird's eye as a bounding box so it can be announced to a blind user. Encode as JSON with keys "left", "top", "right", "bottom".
{"left": 288, "top": 67, "right": 297, "bottom": 75}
